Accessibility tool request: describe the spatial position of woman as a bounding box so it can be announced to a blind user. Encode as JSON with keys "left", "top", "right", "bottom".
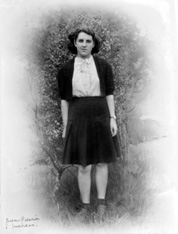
{"left": 57, "top": 27, "right": 120, "bottom": 220}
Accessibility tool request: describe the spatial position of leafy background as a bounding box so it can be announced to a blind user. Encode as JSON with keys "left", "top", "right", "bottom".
{"left": 22, "top": 5, "right": 168, "bottom": 225}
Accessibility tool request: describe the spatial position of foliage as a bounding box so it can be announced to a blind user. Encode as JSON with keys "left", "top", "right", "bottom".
{"left": 25, "top": 6, "right": 152, "bottom": 222}
{"left": 30, "top": 6, "right": 150, "bottom": 156}
{"left": 31, "top": 143, "right": 151, "bottom": 226}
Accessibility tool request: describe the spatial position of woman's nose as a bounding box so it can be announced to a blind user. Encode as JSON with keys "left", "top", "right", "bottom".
{"left": 82, "top": 41, "right": 86, "bottom": 46}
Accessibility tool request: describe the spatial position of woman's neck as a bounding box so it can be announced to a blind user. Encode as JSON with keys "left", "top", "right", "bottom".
{"left": 76, "top": 54, "right": 92, "bottom": 59}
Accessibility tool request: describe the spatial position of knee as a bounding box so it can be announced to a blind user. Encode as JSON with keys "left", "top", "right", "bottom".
{"left": 96, "top": 163, "right": 108, "bottom": 173}
{"left": 78, "top": 165, "right": 92, "bottom": 175}
{"left": 96, "top": 163, "right": 107, "bottom": 169}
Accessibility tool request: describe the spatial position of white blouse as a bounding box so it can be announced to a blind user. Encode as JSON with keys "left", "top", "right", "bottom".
{"left": 72, "top": 56, "right": 101, "bottom": 97}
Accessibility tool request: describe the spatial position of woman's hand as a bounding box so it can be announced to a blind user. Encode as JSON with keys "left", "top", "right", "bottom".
{"left": 110, "top": 118, "right": 117, "bottom": 137}
{"left": 106, "top": 95, "right": 117, "bottom": 137}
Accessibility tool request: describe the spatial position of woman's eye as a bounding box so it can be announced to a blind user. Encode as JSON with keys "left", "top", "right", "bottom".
{"left": 78, "top": 39, "right": 92, "bottom": 43}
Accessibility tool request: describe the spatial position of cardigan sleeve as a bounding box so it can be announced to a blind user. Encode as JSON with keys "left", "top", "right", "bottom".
{"left": 57, "top": 67, "right": 67, "bottom": 100}
{"left": 105, "top": 62, "right": 115, "bottom": 95}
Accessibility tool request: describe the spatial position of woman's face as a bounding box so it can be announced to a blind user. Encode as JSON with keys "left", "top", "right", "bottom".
{"left": 74, "top": 32, "right": 95, "bottom": 59}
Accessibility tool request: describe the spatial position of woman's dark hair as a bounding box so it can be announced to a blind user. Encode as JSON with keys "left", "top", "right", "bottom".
{"left": 67, "top": 27, "right": 100, "bottom": 54}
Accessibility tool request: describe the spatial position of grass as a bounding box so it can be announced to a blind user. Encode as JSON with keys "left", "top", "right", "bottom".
{"left": 29, "top": 134, "right": 177, "bottom": 234}
{"left": 45, "top": 142, "right": 153, "bottom": 227}
{"left": 30, "top": 138, "right": 154, "bottom": 230}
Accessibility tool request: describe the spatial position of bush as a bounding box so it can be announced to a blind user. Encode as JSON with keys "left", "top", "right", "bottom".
{"left": 25, "top": 6, "right": 151, "bottom": 224}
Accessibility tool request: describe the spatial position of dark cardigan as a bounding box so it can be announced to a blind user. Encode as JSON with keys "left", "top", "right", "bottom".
{"left": 57, "top": 56, "right": 115, "bottom": 100}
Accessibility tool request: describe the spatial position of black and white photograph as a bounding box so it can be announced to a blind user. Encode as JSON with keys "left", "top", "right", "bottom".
{"left": 0, "top": 0, "right": 178, "bottom": 233}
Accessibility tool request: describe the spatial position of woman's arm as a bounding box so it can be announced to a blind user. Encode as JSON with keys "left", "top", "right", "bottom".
{"left": 61, "top": 100, "right": 69, "bottom": 138}
{"left": 106, "top": 95, "right": 115, "bottom": 117}
{"left": 106, "top": 95, "right": 117, "bottom": 137}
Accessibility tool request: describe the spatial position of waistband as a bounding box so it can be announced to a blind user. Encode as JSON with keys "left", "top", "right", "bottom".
{"left": 71, "top": 96, "right": 106, "bottom": 101}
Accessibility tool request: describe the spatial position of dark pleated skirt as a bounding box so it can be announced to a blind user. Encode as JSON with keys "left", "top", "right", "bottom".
{"left": 63, "top": 96, "right": 120, "bottom": 166}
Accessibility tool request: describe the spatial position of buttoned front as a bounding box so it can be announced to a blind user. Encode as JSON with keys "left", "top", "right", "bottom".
{"left": 72, "top": 56, "right": 101, "bottom": 97}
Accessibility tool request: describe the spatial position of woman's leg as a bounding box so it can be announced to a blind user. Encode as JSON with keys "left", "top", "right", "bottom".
{"left": 95, "top": 163, "right": 108, "bottom": 220}
{"left": 95, "top": 163, "right": 108, "bottom": 199}
{"left": 78, "top": 165, "right": 92, "bottom": 204}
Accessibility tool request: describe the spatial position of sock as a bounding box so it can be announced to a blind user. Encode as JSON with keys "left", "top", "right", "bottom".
{"left": 82, "top": 203, "right": 90, "bottom": 210}
{"left": 97, "top": 199, "right": 106, "bottom": 206}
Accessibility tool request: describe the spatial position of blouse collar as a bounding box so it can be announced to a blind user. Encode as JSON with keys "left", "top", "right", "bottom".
{"left": 75, "top": 55, "right": 93, "bottom": 65}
